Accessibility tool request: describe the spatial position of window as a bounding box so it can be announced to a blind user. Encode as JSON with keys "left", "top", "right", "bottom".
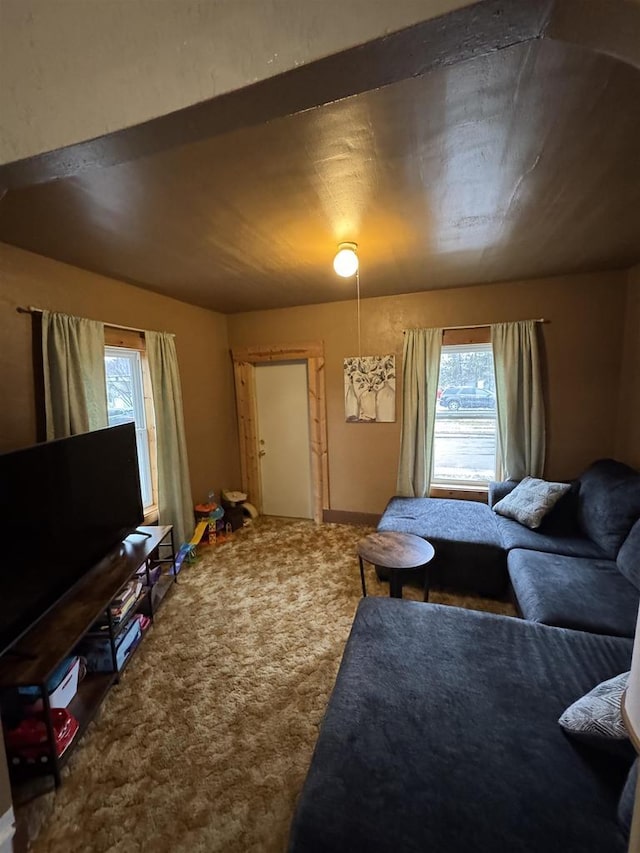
{"left": 432, "top": 342, "right": 499, "bottom": 486}
{"left": 104, "top": 346, "right": 155, "bottom": 509}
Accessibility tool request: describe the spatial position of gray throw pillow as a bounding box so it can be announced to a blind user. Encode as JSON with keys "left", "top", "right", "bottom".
{"left": 492, "top": 477, "right": 571, "bottom": 529}
{"left": 559, "top": 672, "right": 628, "bottom": 742}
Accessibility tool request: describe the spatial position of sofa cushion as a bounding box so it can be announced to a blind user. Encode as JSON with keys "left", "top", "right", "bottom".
{"left": 497, "top": 515, "right": 606, "bottom": 558}
{"left": 493, "top": 477, "right": 571, "bottom": 528}
{"left": 617, "top": 518, "right": 640, "bottom": 591}
{"left": 507, "top": 550, "right": 640, "bottom": 637}
{"left": 377, "top": 497, "right": 505, "bottom": 596}
{"left": 289, "top": 599, "right": 632, "bottom": 853}
{"left": 379, "top": 496, "right": 499, "bottom": 545}
{"left": 577, "top": 459, "right": 640, "bottom": 558}
{"left": 559, "top": 671, "right": 629, "bottom": 744}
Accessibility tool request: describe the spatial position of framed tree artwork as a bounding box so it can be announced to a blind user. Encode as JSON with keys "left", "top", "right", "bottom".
{"left": 344, "top": 355, "right": 396, "bottom": 422}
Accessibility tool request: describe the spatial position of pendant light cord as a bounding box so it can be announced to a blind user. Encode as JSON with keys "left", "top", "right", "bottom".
{"left": 356, "top": 267, "right": 362, "bottom": 357}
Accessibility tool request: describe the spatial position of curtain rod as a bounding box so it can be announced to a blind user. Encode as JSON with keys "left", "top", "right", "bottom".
{"left": 403, "top": 318, "right": 547, "bottom": 333}
{"left": 16, "top": 306, "right": 175, "bottom": 337}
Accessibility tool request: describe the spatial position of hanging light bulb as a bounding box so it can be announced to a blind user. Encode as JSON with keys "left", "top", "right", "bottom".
{"left": 333, "top": 242, "right": 359, "bottom": 277}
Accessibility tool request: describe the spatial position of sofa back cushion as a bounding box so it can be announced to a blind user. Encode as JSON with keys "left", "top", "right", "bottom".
{"left": 539, "top": 480, "right": 581, "bottom": 535}
{"left": 577, "top": 459, "right": 640, "bottom": 558}
{"left": 617, "top": 518, "right": 640, "bottom": 590}
{"left": 618, "top": 760, "right": 638, "bottom": 840}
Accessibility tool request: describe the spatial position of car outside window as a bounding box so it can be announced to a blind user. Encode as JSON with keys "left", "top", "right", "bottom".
{"left": 433, "top": 344, "right": 498, "bottom": 485}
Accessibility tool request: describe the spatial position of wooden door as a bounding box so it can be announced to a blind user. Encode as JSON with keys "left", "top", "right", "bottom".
{"left": 231, "top": 342, "right": 328, "bottom": 523}
{"left": 254, "top": 361, "right": 312, "bottom": 518}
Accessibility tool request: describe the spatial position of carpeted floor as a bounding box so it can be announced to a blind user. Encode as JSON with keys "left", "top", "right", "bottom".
{"left": 19, "top": 518, "right": 515, "bottom": 853}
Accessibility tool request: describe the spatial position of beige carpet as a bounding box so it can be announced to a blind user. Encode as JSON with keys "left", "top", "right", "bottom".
{"left": 20, "top": 518, "right": 515, "bottom": 853}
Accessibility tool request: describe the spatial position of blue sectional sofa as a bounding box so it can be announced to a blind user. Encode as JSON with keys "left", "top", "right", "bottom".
{"left": 289, "top": 600, "right": 634, "bottom": 852}
{"left": 498, "top": 460, "right": 640, "bottom": 638}
{"left": 289, "top": 459, "right": 640, "bottom": 851}
{"left": 378, "top": 459, "right": 640, "bottom": 637}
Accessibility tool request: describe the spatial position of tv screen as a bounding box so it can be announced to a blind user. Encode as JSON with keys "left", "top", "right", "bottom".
{"left": 0, "top": 424, "right": 144, "bottom": 656}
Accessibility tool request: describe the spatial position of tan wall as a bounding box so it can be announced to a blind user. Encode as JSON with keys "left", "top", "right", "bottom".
{"left": 0, "top": 242, "right": 240, "bottom": 504}
{"left": 0, "top": 0, "right": 473, "bottom": 164}
{"left": 229, "top": 271, "right": 627, "bottom": 515}
{"left": 616, "top": 264, "right": 640, "bottom": 468}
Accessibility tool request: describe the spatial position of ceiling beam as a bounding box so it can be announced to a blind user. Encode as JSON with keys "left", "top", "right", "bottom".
{"left": 0, "top": 0, "right": 553, "bottom": 191}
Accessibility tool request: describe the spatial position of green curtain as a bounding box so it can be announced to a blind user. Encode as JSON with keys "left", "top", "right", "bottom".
{"left": 41, "top": 310, "right": 108, "bottom": 440}
{"left": 396, "top": 328, "right": 443, "bottom": 497}
{"left": 146, "top": 331, "right": 194, "bottom": 546}
{"left": 492, "top": 320, "right": 546, "bottom": 480}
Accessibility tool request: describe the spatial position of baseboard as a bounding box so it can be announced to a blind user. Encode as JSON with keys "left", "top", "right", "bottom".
{"left": 322, "top": 509, "right": 381, "bottom": 526}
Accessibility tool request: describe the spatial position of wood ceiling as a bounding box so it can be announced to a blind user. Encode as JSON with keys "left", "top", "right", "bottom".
{"left": 0, "top": 2, "right": 639, "bottom": 313}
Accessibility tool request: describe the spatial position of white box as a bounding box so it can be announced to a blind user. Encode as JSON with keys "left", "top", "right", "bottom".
{"left": 49, "top": 658, "right": 80, "bottom": 709}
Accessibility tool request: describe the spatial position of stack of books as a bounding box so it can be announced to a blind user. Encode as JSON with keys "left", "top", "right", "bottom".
{"left": 110, "top": 580, "right": 143, "bottom": 625}
{"left": 89, "top": 580, "right": 144, "bottom": 635}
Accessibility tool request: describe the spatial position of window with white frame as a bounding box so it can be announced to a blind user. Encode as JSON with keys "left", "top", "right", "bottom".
{"left": 104, "top": 346, "right": 155, "bottom": 508}
{"left": 432, "top": 343, "right": 499, "bottom": 486}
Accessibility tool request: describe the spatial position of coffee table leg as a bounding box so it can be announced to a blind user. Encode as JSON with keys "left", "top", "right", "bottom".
{"left": 359, "top": 556, "right": 367, "bottom": 597}
{"left": 423, "top": 567, "right": 430, "bottom": 603}
{"left": 389, "top": 570, "right": 402, "bottom": 599}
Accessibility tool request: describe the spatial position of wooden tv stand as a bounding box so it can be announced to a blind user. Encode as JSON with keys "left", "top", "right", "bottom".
{"left": 0, "top": 525, "right": 175, "bottom": 791}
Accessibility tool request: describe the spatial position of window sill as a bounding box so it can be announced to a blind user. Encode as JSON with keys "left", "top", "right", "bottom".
{"left": 143, "top": 505, "right": 159, "bottom": 524}
{"left": 429, "top": 484, "right": 489, "bottom": 503}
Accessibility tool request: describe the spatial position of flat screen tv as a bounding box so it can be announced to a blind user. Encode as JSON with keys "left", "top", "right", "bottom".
{"left": 0, "top": 424, "right": 144, "bottom": 657}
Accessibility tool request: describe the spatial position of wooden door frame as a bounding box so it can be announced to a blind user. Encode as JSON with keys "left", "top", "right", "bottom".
{"left": 231, "top": 342, "right": 329, "bottom": 523}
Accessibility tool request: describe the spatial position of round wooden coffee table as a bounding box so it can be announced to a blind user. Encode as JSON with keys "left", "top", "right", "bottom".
{"left": 357, "top": 531, "right": 435, "bottom": 601}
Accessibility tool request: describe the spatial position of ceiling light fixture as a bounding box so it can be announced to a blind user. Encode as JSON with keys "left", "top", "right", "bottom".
{"left": 333, "top": 242, "right": 359, "bottom": 278}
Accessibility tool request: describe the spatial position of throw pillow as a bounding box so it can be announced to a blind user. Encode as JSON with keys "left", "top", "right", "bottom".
{"left": 492, "top": 477, "right": 571, "bottom": 529}
{"left": 559, "top": 672, "right": 628, "bottom": 744}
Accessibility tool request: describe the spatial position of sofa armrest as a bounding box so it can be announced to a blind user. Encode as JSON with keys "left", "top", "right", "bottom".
{"left": 488, "top": 479, "right": 520, "bottom": 508}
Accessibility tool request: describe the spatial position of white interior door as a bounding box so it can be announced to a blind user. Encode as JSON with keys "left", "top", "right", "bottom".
{"left": 254, "top": 361, "right": 313, "bottom": 518}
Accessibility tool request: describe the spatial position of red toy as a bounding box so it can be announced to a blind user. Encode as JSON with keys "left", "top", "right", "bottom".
{"left": 5, "top": 708, "right": 79, "bottom": 766}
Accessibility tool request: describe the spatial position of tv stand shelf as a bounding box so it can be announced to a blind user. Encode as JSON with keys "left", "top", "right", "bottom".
{"left": 0, "top": 525, "right": 175, "bottom": 789}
